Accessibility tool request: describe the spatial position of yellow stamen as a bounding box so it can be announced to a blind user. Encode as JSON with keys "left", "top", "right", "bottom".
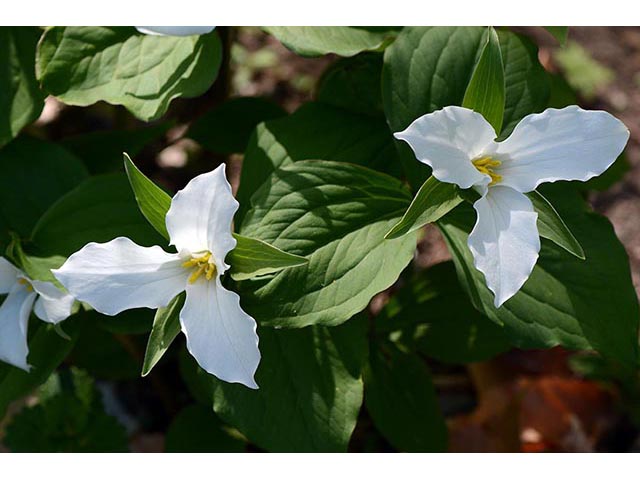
{"left": 17, "top": 278, "right": 33, "bottom": 292}
{"left": 472, "top": 156, "right": 503, "bottom": 185}
{"left": 182, "top": 251, "right": 217, "bottom": 284}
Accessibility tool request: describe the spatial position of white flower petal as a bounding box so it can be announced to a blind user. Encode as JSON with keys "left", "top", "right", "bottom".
{"left": 468, "top": 186, "right": 540, "bottom": 308}
{"left": 493, "top": 106, "right": 630, "bottom": 192}
{"left": 0, "top": 282, "right": 37, "bottom": 371}
{"left": 0, "top": 257, "right": 20, "bottom": 294}
{"left": 135, "top": 26, "right": 216, "bottom": 36}
{"left": 31, "top": 280, "right": 75, "bottom": 324}
{"left": 53, "top": 237, "right": 188, "bottom": 316}
{"left": 181, "top": 277, "right": 260, "bottom": 389}
{"left": 166, "top": 165, "right": 238, "bottom": 274}
{"left": 394, "top": 106, "right": 495, "bottom": 189}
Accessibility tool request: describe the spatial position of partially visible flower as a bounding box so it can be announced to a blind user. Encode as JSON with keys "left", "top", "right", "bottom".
{"left": 54, "top": 165, "right": 260, "bottom": 389}
{"left": 396, "top": 106, "right": 629, "bottom": 307}
{"left": 135, "top": 26, "right": 216, "bottom": 37}
{"left": 0, "top": 258, "right": 74, "bottom": 370}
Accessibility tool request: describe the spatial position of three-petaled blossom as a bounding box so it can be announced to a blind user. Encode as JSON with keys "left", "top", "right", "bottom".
{"left": 135, "top": 27, "right": 216, "bottom": 37}
{"left": 0, "top": 258, "right": 74, "bottom": 370}
{"left": 54, "top": 165, "right": 260, "bottom": 389}
{"left": 395, "top": 106, "right": 629, "bottom": 307}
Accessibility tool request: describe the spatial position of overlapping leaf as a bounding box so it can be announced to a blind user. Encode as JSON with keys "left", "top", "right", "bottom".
{"left": 37, "top": 27, "right": 222, "bottom": 121}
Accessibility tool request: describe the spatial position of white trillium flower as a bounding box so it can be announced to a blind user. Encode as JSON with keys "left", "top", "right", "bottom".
{"left": 135, "top": 26, "right": 216, "bottom": 37}
{"left": 53, "top": 165, "right": 260, "bottom": 389}
{"left": 395, "top": 105, "right": 629, "bottom": 307}
{"left": 0, "top": 257, "right": 74, "bottom": 370}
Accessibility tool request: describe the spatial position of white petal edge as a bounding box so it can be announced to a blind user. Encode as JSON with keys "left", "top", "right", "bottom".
{"left": 31, "top": 280, "right": 75, "bottom": 324}
{"left": 394, "top": 106, "right": 495, "bottom": 189}
{"left": 180, "top": 277, "right": 260, "bottom": 389}
{"left": 53, "top": 237, "right": 188, "bottom": 316}
{"left": 135, "top": 26, "right": 216, "bottom": 36}
{"left": 0, "top": 257, "right": 20, "bottom": 294}
{"left": 493, "top": 106, "right": 630, "bottom": 192}
{"left": 468, "top": 186, "right": 540, "bottom": 308}
{"left": 0, "top": 282, "right": 37, "bottom": 371}
{"left": 166, "top": 165, "right": 238, "bottom": 274}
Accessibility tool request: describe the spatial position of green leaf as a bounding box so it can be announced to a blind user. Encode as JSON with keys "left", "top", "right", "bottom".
{"left": 498, "top": 30, "right": 551, "bottom": 137}
{"left": 0, "top": 137, "right": 88, "bottom": 248}
{"left": 385, "top": 177, "right": 462, "bottom": 239}
{"left": 37, "top": 27, "right": 222, "bottom": 121}
{"left": 236, "top": 101, "right": 400, "bottom": 223}
{"left": 239, "top": 160, "right": 417, "bottom": 328}
{"left": 4, "top": 367, "right": 128, "bottom": 452}
{"left": 364, "top": 343, "right": 447, "bottom": 452}
{"left": 70, "top": 320, "right": 142, "bottom": 380}
{"left": 228, "top": 234, "right": 308, "bottom": 281}
{"left": 31, "top": 173, "right": 166, "bottom": 257}
{"left": 438, "top": 185, "right": 639, "bottom": 368}
{"left": 123, "top": 153, "right": 171, "bottom": 239}
{"left": 544, "top": 27, "right": 569, "bottom": 45}
{"left": 183, "top": 318, "right": 367, "bottom": 452}
{"left": 317, "top": 53, "right": 385, "bottom": 117}
{"left": 165, "top": 405, "right": 245, "bottom": 452}
{"left": 0, "top": 318, "right": 80, "bottom": 419}
{"left": 141, "top": 293, "right": 185, "bottom": 377}
{"left": 62, "top": 122, "right": 171, "bottom": 174}
{"left": 528, "top": 190, "right": 585, "bottom": 259}
{"left": 0, "top": 27, "right": 46, "bottom": 148}
{"left": 462, "top": 27, "right": 505, "bottom": 134}
{"left": 187, "top": 97, "right": 286, "bottom": 155}
{"left": 379, "top": 262, "right": 511, "bottom": 364}
{"left": 383, "top": 27, "right": 549, "bottom": 188}
{"left": 581, "top": 152, "right": 629, "bottom": 192}
{"left": 263, "top": 26, "right": 397, "bottom": 57}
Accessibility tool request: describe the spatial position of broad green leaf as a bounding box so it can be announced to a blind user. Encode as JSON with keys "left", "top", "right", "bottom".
{"left": 317, "top": 53, "right": 385, "bottom": 117}
{"left": 528, "top": 190, "right": 585, "bottom": 259}
{"left": 582, "top": 152, "right": 629, "bottom": 192}
{"left": 70, "top": 320, "right": 142, "bottom": 380}
{"left": 236, "top": 101, "right": 400, "bottom": 223}
{"left": 0, "top": 318, "right": 80, "bottom": 419}
{"left": 438, "top": 185, "right": 639, "bottom": 367}
{"left": 498, "top": 30, "right": 551, "bottom": 137}
{"left": 385, "top": 177, "right": 462, "bottom": 239}
{"left": 0, "top": 136, "right": 88, "bottom": 248}
{"left": 123, "top": 153, "right": 171, "bottom": 239}
{"left": 182, "top": 319, "right": 367, "bottom": 452}
{"left": 228, "top": 234, "right": 308, "bottom": 281}
{"left": 0, "top": 27, "right": 46, "bottom": 148}
{"left": 379, "top": 262, "right": 511, "bottom": 364}
{"left": 544, "top": 26, "right": 569, "bottom": 45}
{"left": 142, "top": 293, "right": 185, "bottom": 377}
{"left": 364, "top": 343, "right": 447, "bottom": 452}
{"left": 187, "top": 97, "right": 286, "bottom": 154}
{"left": 462, "top": 27, "right": 505, "bottom": 133}
{"left": 239, "top": 160, "right": 417, "bottom": 328}
{"left": 264, "top": 26, "right": 397, "bottom": 57}
{"left": 4, "top": 367, "right": 128, "bottom": 452}
{"left": 165, "top": 405, "right": 245, "bottom": 453}
{"left": 31, "top": 173, "right": 166, "bottom": 257}
{"left": 62, "top": 123, "right": 171, "bottom": 174}
{"left": 37, "top": 27, "right": 222, "bottom": 121}
{"left": 383, "top": 27, "right": 549, "bottom": 188}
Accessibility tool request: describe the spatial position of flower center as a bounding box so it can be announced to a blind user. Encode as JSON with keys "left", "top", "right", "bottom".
{"left": 17, "top": 278, "right": 33, "bottom": 292}
{"left": 182, "top": 252, "right": 217, "bottom": 284}
{"left": 472, "top": 156, "right": 502, "bottom": 185}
